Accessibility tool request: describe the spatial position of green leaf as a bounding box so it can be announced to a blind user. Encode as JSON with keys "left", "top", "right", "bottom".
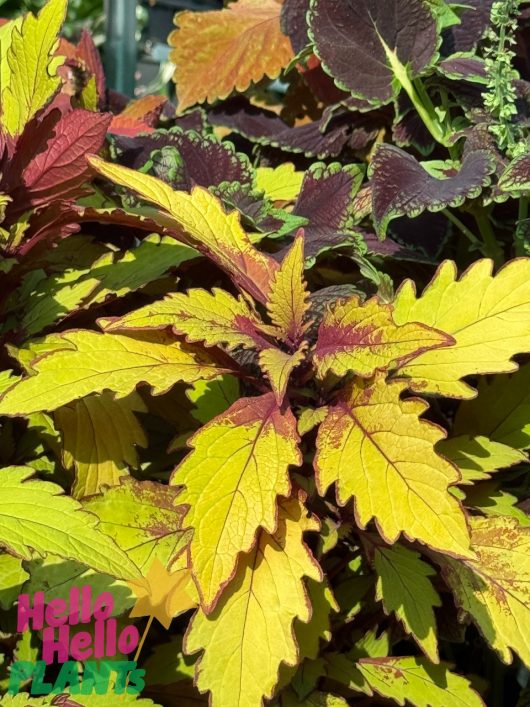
{"left": 0, "top": 553, "right": 29, "bottom": 609}
{"left": 0, "top": 330, "right": 231, "bottom": 415}
{"left": 83, "top": 478, "right": 191, "bottom": 573}
{"left": 373, "top": 543, "right": 441, "bottom": 662}
{"left": 0, "top": 466, "right": 140, "bottom": 579}
{"left": 357, "top": 656, "right": 485, "bottom": 706}
{"left": 437, "top": 435, "right": 527, "bottom": 484}
{"left": 187, "top": 375, "right": 240, "bottom": 424}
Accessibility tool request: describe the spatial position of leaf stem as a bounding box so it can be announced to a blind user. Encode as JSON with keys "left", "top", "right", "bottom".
{"left": 515, "top": 196, "right": 529, "bottom": 256}
{"left": 473, "top": 208, "right": 504, "bottom": 265}
{"left": 441, "top": 208, "right": 482, "bottom": 249}
{"left": 400, "top": 76, "right": 448, "bottom": 147}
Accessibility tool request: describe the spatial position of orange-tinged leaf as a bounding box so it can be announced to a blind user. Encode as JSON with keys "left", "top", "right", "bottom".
{"left": 128, "top": 558, "right": 197, "bottom": 630}
{"left": 442, "top": 516, "right": 530, "bottom": 667}
{"left": 171, "top": 393, "right": 301, "bottom": 611}
{"left": 314, "top": 375, "right": 472, "bottom": 558}
{"left": 1, "top": 0, "right": 67, "bottom": 136}
{"left": 169, "top": 0, "right": 294, "bottom": 112}
{"left": 313, "top": 295, "right": 453, "bottom": 378}
{"left": 266, "top": 231, "right": 310, "bottom": 345}
{"left": 393, "top": 259, "right": 530, "bottom": 398}
{"left": 109, "top": 94, "right": 166, "bottom": 136}
{"left": 88, "top": 156, "right": 279, "bottom": 304}
{"left": 259, "top": 345, "right": 307, "bottom": 404}
{"left": 184, "top": 495, "right": 321, "bottom": 707}
{"left": 100, "top": 288, "right": 267, "bottom": 351}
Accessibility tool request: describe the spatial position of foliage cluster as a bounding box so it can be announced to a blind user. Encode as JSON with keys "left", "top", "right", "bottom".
{"left": 2, "top": 1, "right": 530, "bottom": 706}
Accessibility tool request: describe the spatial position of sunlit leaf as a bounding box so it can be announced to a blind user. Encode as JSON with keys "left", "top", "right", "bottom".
{"left": 259, "top": 346, "right": 307, "bottom": 405}
{"left": 255, "top": 163, "right": 305, "bottom": 202}
{"left": 437, "top": 435, "right": 527, "bottom": 484}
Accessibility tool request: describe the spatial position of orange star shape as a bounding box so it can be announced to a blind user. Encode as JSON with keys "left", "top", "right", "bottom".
{"left": 127, "top": 558, "right": 197, "bottom": 629}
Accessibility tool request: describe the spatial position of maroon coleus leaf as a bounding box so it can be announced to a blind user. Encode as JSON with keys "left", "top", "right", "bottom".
{"left": 13, "top": 109, "right": 111, "bottom": 209}
{"left": 207, "top": 98, "right": 352, "bottom": 158}
{"left": 370, "top": 144, "right": 496, "bottom": 236}
{"left": 442, "top": 0, "right": 494, "bottom": 54}
{"left": 173, "top": 108, "right": 207, "bottom": 133}
{"left": 437, "top": 55, "right": 488, "bottom": 84}
{"left": 393, "top": 95, "right": 435, "bottom": 156}
{"left": 308, "top": 0, "right": 439, "bottom": 105}
{"left": 113, "top": 128, "right": 254, "bottom": 191}
{"left": 363, "top": 229, "right": 435, "bottom": 263}
{"left": 386, "top": 211, "right": 451, "bottom": 260}
{"left": 108, "top": 95, "right": 167, "bottom": 136}
{"left": 281, "top": 0, "right": 311, "bottom": 54}
{"left": 77, "top": 30, "right": 106, "bottom": 105}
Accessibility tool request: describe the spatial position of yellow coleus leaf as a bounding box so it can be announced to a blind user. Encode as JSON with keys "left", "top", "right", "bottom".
{"left": 128, "top": 558, "right": 197, "bottom": 630}
{"left": 171, "top": 393, "right": 301, "bottom": 611}
{"left": 0, "top": 17, "right": 22, "bottom": 98}
{"left": 54, "top": 391, "right": 148, "bottom": 499}
{"left": 169, "top": 0, "right": 294, "bottom": 112}
{"left": 1, "top": 0, "right": 67, "bottom": 136}
{"left": 185, "top": 495, "right": 321, "bottom": 707}
{"left": 0, "top": 330, "right": 229, "bottom": 416}
{"left": 259, "top": 345, "right": 307, "bottom": 405}
{"left": 266, "top": 232, "right": 310, "bottom": 345}
{"left": 255, "top": 163, "right": 305, "bottom": 202}
{"left": 442, "top": 516, "right": 530, "bottom": 667}
{"left": 89, "top": 156, "right": 279, "bottom": 304}
{"left": 437, "top": 435, "right": 527, "bottom": 484}
{"left": 373, "top": 543, "right": 441, "bottom": 663}
{"left": 314, "top": 375, "right": 472, "bottom": 558}
{"left": 393, "top": 259, "right": 530, "bottom": 398}
{"left": 453, "top": 365, "right": 530, "bottom": 450}
{"left": 100, "top": 288, "right": 266, "bottom": 351}
{"left": 297, "top": 406, "right": 329, "bottom": 436}
{"left": 313, "top": 295, "right": 452, "bottom": 378}
{"left": 357, "top": 656, "right": 485, "bottom": 707}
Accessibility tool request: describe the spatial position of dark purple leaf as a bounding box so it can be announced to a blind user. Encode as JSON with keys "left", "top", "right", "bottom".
{"left": 308, "top": 0, "right": 439, "bottom": 105}
{"left": 113, "top": 128, "right": 253, "bottom": 190}
{"left": 299, "top": 62, "right": 350, "bottom": 105}
{"left": 393, "top": 99, "right": 435, "bottom": 156}
{"left": 207, "top": 98, "right": 353, "bottom": 158}
{"left": 437, "top": 55, "right": 488, "bottom": 83}
{"left": 363, "top": 229, "right": 435, "bottom": 262}
{"left": 387, "top": 211, "right": 451, "bottom": 259}
{"left": 173, "top": 108, "right": 207, "bottom": 132}
{"left": 291, "top": 162, "right": 364, "bottom": 258}
{"left": 370, "top": 144, "right": 496, "bottom": 236}
{"left": 499, "top": 153, "right": 530, "bottom": 194}
{"left": 442, "top": 0, "right": 493, "bottom": 54}
{"left": 281, "top": 0, "right": 311, "bottom": 54}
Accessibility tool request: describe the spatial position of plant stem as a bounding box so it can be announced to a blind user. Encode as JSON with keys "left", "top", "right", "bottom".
{"left": 442, "top": 208, "right": 482, "bottom": 249}
{"left": 474, "top": 208, "right": 504, "bottom": 265}
{"left": 515, "top": 196, "right": 529, "bottom": 256}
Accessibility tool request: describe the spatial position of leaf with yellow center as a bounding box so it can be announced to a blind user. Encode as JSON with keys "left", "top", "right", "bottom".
{"left": 266, "top": 232, "right": 310, "bottom": 346}
{"left": 1, "top": 0, "right": 67, "bottom": 136}
{"left": 313, "top": 295, "right": 453, "bottom": 378}
{"left": 0, "top": 330, "right": 230, "bottom": 416}
{"left": 259, "top": 346, "right": 307, "bottom": 405}
{"left": 171, "top": 392, "right": 301, "bottom": 611}
{"left": 100, "top": 288, "right": 266, "bottom": 351}
{"left": 128, "top": 558, "right": 197, "bottom": 630}
{"left": 393, "top": 258, "right": 530, "bottom": 398}
{"left": 88, "top": 156, "right": 279, "bottom": 304}
{"left": 314, "top": 375, "right": 472, "bottom": 558}
{"left": 169, "top": 0, "right": 294, "bottom": 112}
{"left": 442, "top": 516, "right": 530, "bottom": 667}
{"left": 373, "top": 543, "right": 441, "bottom": 663}
{"left": 256, "top": 163, "right": 305, "bottom": 202}
{"left": 184, "top": 496, "right": 321, "bottom": 707}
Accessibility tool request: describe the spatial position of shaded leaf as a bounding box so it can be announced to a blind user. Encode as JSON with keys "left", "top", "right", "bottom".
{"left": 171, "top": 393, "right": 301, "bottom": 611}
{"left": 0, "top": 553, "right": 29, "bottom": 610}
{"left": 169, "top": 0, "right": 294, "bottom": 112}
{"left": 314, "top": 376, "right": 472, "bottom": 558}
{"left": 437, "top": 435, "right": 527, "bottom": 484}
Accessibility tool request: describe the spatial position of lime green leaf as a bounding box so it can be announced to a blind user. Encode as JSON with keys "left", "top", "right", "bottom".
{"left": 393, "top": 259, "right": 530, "bottom": 398}
{"left": 0, "top": 330, "right": 230, "bottom": 415}
{"left": 454, "top": 365, "right": 530, "bottom": 449}
{"left": 88, "top": 156, "right": 280, "bottom": 304}
{"left": 0, "top": 466, "right": 140, "bottom": 579}
{"left": 187, "top": 375, "right": 239, "bottom": 424}
{"left": 437, "top": 435, "right": 527, "bottom": 484}
{"left": 0, "top": 18, "right": 22, "bottom": 98}
{"left": 1, "top": 0, "right": 67, "bottom": 136}
{"left": 314, "top": 376, "right": 472, "bottom": 558}
{"left": 84, "top": 478, "right": 190, "bottom": 574}
{"left": 185, "top": 496, "right": 321, "bottom": 707}
{"left": 374, "top": 543, "right": 441, "bottom": 662}
{"left": 443, "top": 516, "right": 530, "bottom": 667}
{"left": 55, "top": 391, "right": 147, "bottom": 498}
{"left": 259, "top": 346, "right": 306, "bottom": 404}
{"left": 171, "top": 393, "right": 301, "bottom": 610}
{"left": 0, "top": 553, "right": 29, "bottom": 609}
{"left": 314, "top": 295, "right": 452, "bottom": 378}
{"left": 463, "top": 483, "right": 530, "bottom": 526}
{"left": 357, "top": 656, "right": 485, "bottom": 706}
{"left": 256, "top": 164, "right": 304, "bottom": 202}
{"left": 281, "top": 690, "right": 348, "bottom": 706}
{"left": 100, "top": 288, "right": 265, "bottom": 350}
{"left": 297, "top": 406, "right": 329, "bottom": 436}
